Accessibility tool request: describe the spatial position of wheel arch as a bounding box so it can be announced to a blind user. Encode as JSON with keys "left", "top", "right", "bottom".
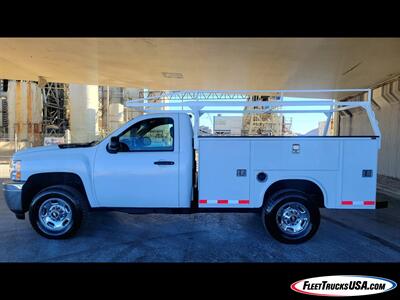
{"left": 262, "top": 178, "right": 326, "bottom": 208}
{"left": 21, "top": 172, "right": 90, "bottom": 212}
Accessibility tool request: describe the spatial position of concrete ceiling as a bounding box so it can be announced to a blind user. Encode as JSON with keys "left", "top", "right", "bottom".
{"left": 0, "top": 38, "right": 399, "bottom": 97}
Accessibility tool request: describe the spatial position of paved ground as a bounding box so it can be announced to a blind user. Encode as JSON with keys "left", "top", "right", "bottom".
{"left": 0, "top": 179, "right": 399, "bottom": 262}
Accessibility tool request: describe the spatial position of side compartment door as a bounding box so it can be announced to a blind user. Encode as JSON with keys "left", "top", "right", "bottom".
{"left": 93, "top": 116, "right": 179, "bottom": 207}
{"left": 198, "top": 139, "right": 250, "bottom": 207}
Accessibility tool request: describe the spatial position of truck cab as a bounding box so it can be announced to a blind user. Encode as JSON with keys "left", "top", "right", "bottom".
{"left": 93, "top": 113, "right": 193, "bottom": 208}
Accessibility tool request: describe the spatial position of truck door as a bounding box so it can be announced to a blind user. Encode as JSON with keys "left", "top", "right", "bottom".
{"left": 93, "top": 116, "right": 179, "bottom": 207}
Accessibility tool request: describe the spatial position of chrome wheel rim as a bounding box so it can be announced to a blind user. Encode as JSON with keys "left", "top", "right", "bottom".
{"left": 276, "top": 202, "right": 310, "bottom": 235}
{"left": 38, "top": 198, "right": 73, "bottom": 232}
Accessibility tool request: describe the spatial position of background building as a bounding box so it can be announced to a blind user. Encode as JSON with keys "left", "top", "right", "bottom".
{"left": 213, "top": 115, "right": 243, "bottom": 135}
{"left": 241, "top": 95, "right": 293, "bottom": 136}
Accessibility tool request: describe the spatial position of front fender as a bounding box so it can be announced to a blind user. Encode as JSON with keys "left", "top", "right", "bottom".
{"left": 17, "top": 147, "right": 98, "bottom": 207}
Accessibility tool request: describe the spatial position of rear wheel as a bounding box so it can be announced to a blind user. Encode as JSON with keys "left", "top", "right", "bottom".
{"left": 262, "top": 190, "right": 320, "bottom": 244}
{"left": 29, "top": 185, "right": 88, "bottom": 239}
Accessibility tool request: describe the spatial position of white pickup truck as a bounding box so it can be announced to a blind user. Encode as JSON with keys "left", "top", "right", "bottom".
{"left": 3, "top": 89, "right": 385, "bottom": 243}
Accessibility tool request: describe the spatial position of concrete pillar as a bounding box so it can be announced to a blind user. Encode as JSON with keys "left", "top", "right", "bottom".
{"left": 109, "top": 102, "right": 124, "bottom": 131}
{"left": 31, "top": 82, "right": 43, "bottom": 146}
{"left": 100, "top": 87, "right": 143, "bottom": 132}
{"left": 19, "top": 81, "right": 28, "bottom": 141}
{"left": 101, "top": 86, "right": 110, "bottom": 130}
{"left": 69, "top": 84, "right": 99, "bottom": 143}
{"left": 7, "top": 81, "right": 16, "bottom": 141}
{"left": 123, "top": 88, "right": 142, "bottom": 122}
{"left": 108, "top": 87, "right": 124, "bottom": 131}
{"left": 7, "top": 80, "right": 42, "bottom": 147}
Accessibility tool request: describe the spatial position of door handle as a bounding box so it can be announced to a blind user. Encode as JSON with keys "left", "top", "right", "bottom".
{"left": 154, "top": 161, "right": 175, "bottom": 165}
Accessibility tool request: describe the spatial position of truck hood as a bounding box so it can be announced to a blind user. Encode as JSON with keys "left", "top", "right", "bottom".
{"left": 12, "top": 142, "right": 97, "bottom": 160}
{"left": 14, "top": 142, "right": 97, "bottom": 159}
{"left": 14, "top": 145, "right": 60, "bottom": 158}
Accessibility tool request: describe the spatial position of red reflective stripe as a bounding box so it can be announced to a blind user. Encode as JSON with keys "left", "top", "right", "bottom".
{"left": 199, "top": 199, "right": 207, "bottom": 204}
{"left": 364, "top": 201, "right": 375, "bottom": 205}
{"left": 341, "top": 200, "right": 353, "bottom": 205}
{"left": 217, "top": 200, "right": 229, "bottom": 204}
{"left": 238, "top": 200, "right": 250, "bottom": 204}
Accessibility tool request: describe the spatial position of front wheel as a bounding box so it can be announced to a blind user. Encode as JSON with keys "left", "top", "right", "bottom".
{"left": 29, "top": 185, "right": 88, "bottom": 239}
{"left": 262, "top": 191, "right": 320, "bottom": 244}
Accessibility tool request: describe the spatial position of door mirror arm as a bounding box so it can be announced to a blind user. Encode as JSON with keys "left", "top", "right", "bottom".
{"left": 107, "top": 136, "right": 120, "bottom": 153}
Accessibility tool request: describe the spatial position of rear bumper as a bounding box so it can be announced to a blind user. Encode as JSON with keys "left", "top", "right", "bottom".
{"left": 2, "top": 181, "right": 25, "bottom": 217}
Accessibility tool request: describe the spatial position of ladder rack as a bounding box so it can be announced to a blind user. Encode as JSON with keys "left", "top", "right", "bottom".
{"left": 125, "top": 89, "right": 380, "bottom": 148}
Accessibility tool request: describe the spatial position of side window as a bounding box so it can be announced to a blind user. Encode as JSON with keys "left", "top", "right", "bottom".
{"left": 119, "top": 117, "right": 174, "bottom": 151}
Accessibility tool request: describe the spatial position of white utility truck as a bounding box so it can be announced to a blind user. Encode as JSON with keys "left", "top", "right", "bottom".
{"left": 3, "top": 90, "right": 385, "bottom": 243}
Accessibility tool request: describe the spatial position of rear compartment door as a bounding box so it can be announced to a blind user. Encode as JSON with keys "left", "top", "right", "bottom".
{"left": 340, "top": 138, "right": 379, "bottom": 208}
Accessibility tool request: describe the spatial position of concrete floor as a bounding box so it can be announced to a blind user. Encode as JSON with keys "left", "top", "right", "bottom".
{"left": 0, "top": 179, "right": 399, "bottom": 262}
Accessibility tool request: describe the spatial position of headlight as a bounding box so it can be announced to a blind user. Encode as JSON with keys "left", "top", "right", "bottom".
{"left": 10, "top": 160, "right": 21, "bottom": 181}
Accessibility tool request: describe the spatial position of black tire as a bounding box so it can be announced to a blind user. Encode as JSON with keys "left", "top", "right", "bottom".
{"left": 29, "top": 185, "right": 88, "bottom": 239}
{"left": 262, "top": 190, "right": 320, "bottom": 244}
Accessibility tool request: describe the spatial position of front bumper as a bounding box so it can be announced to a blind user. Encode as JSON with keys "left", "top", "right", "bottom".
{"left": 2, "top": 181, "right": 25, "bottom": 218}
